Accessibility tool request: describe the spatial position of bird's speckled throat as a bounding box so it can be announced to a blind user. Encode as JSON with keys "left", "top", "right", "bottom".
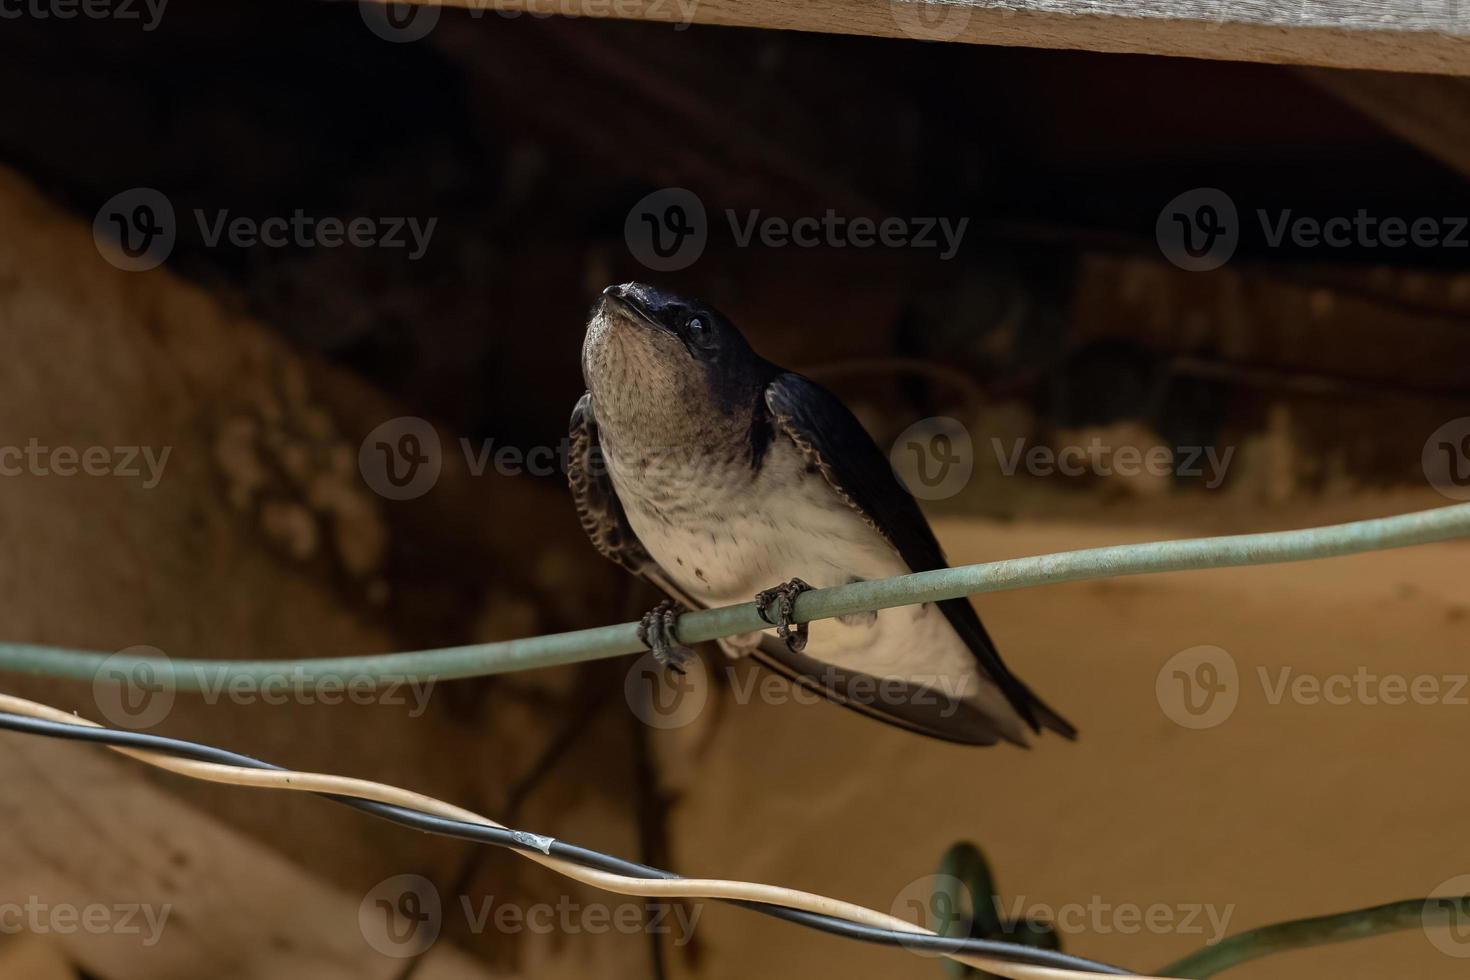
{"left": 581, "top": 300, "right": 762, "bottom": 469}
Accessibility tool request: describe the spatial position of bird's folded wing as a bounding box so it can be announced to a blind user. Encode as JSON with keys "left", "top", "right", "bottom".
{"left": 764, "top": 372, "right": 1075, "bottom": 740}
{"left": 569, "top": 392, "right": 655, "bottom": 575}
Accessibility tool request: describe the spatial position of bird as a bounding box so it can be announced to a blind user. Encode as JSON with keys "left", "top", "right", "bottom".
{"left": 568, "top": 282, "right": 1074, "bottom": 746}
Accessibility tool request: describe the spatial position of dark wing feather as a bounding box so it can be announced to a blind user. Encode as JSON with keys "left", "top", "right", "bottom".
{"left": 740, "top": 638, "right": 1024, "bottom": 745}
{"left": 569, "top": 393, "right": 656, "bottom": 575}
{"left": 765, "top": 373, "right": 1075, "bottom": 740}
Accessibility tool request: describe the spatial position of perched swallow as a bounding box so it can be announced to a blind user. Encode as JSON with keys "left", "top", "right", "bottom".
{"left": 569, "top": 282, "right": 1074, "bottom": 746}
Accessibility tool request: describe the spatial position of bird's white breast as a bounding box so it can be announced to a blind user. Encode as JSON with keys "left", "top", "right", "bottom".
{"left": 606, "top": 434, "right": 986, "bottom": 695}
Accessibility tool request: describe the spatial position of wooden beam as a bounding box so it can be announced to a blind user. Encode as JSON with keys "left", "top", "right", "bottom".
{"left": 390, "top": 0, "right": 1470, "bottom": 76}
{"left": 0, "top": 733, "right": 493, "bottom": 980}
{"left": 1298, "top": 67, "right": 1470, "bottom": 179}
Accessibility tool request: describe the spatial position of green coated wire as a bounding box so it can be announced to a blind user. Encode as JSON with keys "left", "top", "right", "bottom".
{"left": 932, "top": 842, "right": 1063, "bottom": 979}
{"left": 1, "top": 501, "right": 1467, "bottom": 690}
{"left": 919, "top": 840, "right": 1470, "bottom": 978}
{"left": 937, "top": 842, "right": 1000, "bottom": 979}
{"left": 1158, "top": 896, "right": 1470, "bottom": 977}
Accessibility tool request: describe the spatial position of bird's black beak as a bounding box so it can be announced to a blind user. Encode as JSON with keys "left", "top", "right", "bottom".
{"left": 601, "top": 283, "right": 672, "bottom": 335}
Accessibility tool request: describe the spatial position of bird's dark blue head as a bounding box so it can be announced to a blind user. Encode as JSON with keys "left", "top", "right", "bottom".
{"left": 583, "top": 283, "right": 772, "bottom": 441}
{"left": 593, "top": 282, "right": 757, "bottom": 365}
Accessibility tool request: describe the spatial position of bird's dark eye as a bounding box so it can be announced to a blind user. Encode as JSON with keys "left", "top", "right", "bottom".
{"left": 685, "top": 315, "right": 714, "bottom": 347}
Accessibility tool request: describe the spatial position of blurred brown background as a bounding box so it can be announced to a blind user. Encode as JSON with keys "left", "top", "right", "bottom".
{"left": 0, "top": 3, "right": 1467, "bottom": 979}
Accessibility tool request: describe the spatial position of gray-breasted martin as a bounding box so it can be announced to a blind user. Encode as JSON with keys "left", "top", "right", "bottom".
{"left": 569, "top": 282, "right": 1074, "bottom": 746}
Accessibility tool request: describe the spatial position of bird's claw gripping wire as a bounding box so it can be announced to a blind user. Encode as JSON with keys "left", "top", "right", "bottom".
{"left": 637, "top": 599, "right": 694, "bottom": 673}
{"left": 755, "top": 577, "right": 814, "bottom": 653}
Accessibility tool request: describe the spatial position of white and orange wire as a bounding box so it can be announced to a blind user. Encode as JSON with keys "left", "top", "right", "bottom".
{"left": 0, "top": 691, "right": 1170, "bottom": 980}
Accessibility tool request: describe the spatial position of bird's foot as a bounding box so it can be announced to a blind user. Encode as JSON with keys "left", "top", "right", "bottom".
{"left": 637, "top": 599, "right": 694, "bottom": 674}
{"left": 755, "top": 577, "right": 814, "bottom": 653}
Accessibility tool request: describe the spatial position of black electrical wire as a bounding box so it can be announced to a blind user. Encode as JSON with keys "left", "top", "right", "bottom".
{"left": 0, "top": 711, "right": 1133, "bottom": 976}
